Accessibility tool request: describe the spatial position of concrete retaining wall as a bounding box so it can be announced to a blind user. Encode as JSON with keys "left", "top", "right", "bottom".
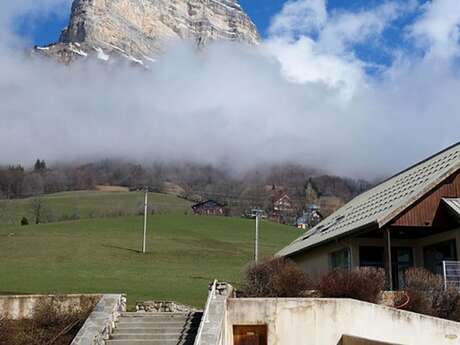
{"left": 0, "top": 294, "right": 125, "bottom": 345}
{"left": 0, "top": 294, "right": 102, "bottom": 320}
{"left": 225, "top": 298, "right": 460, "bottom": 345}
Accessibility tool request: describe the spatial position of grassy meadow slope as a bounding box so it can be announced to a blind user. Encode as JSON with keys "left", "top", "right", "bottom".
{"left": 0, "top": 191, "right": 192, "bottom": 225}
{"left": 0, "top": 215, "right": 298, "bottom": 307}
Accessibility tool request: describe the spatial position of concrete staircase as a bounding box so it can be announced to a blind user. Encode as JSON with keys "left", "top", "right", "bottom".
{"left": 107, "top": 311, "right": 203, "bottom": 345}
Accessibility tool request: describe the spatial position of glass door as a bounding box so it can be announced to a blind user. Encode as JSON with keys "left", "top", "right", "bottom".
{"left": 392, "top": 247, "right": 414, "bottom": 289}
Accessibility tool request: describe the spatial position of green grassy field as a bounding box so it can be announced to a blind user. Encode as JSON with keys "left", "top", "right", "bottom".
{"left": 0, "top": 191, "right": 192, "bottom": 225}
{"left": 0, "top": 215, "right": 299, "bottom": 308}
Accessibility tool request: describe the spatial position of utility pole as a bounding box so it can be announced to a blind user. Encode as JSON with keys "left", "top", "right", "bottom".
{"left": 255, "top": 213, "right": 260, "bottom": 263}
{"left": 142, "top": 187, "right": 148, "bottom": 254}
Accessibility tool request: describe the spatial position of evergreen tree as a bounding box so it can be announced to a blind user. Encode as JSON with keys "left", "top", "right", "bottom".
{"left": 34, "top": 159, "right": 47, "bottom": 172}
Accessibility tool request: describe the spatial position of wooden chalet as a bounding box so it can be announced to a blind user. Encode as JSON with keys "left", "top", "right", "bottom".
{"left": 192, "top": 200, "right": 225, "bottom": 216}
{"left": 269, "top": 190, "right": 295, "bottom": 224}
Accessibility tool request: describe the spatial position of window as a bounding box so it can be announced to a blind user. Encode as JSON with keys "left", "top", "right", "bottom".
{"left": 359, "top": 246, "right": 414, "bottom": 289}
{"left": 393, "top": 247, "right": 414, "bottom": 289}
{"left": 329, "top": 248, "right": 350, "bottom": 270}
{"left": 424, "top": 240, "right": 457, "bottom": 274}
{"left": 359, "top": 246, "right": 384, "bottom": 268}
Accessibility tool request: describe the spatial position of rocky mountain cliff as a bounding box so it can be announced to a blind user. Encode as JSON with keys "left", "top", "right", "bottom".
{"left": 34, "top": 0, "right": 260, "bottom": 64}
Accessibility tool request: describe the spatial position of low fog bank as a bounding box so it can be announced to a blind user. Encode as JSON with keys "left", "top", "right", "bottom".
{"left": 1, "top": 0, "right": 459, "bottom": 180}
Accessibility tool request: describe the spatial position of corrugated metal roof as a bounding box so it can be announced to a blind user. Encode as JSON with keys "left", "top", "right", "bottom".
{"left": 278, "top": 142, "right": 460, "bottom": 257}
{"left": 443, "top": 198, "right": 460, "bottom": 218}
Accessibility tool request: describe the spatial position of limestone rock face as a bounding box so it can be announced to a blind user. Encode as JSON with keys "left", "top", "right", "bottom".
{"left": 35, "top": 0, "right": 260, "bottom": 64}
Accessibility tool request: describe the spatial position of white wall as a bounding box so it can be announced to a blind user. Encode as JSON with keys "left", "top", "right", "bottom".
{"left": 225, "top": 298, "right": 460, "bottom": 345}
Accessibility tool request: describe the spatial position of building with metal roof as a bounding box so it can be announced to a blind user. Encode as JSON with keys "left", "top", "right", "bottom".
{"left": 278, "top": 141, "right": 460, "bottom": 289}
{"left": 192, "top": 200, "right": 226, "bottom": 216}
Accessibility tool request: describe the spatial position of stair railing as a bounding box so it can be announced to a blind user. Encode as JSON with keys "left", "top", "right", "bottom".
{"left": 194, "top": 279, "right": 218, "bottom": 345}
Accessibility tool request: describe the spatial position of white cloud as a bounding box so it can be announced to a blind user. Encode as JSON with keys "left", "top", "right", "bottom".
{"left": 264, "top": 36, "right": 365, "bottom": 100}
{"left": 319, "top": 1, "right": 414, "bottom": 54}
{"left": 410, "top": 0, "right": 460, "bottom": 59}
{"left": 0, "top": 0, "right": 459, "bottom": 179}
{"left": 265, "top": 1, "right": 416, "bottom": 98}
{"left": 269, "top": 0, "right": 327, "bottom": 37}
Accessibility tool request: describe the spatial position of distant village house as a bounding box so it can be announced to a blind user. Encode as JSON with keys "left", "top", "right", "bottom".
{"left": 297, "top": 204, "right": 322, "bottom": 230}
{"left": 192, "top": 200, "right": 225, "bottom": 216}
{"left": 269, "top": 189, "right": 295, "bottom": 224}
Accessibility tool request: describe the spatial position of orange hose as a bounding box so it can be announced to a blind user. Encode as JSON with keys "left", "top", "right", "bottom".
{"left": 394, "top": 291, "right": 410, "bottom": 309}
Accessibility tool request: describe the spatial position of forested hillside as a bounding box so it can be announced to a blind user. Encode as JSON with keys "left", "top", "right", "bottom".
{"left": 0, "top": 159, "right": 373, "bottom": 219}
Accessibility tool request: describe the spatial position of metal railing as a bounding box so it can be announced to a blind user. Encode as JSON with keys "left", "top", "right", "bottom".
{"left": 194, "top": 279, "right": 218, "bottom": 345}
{"left": 442, "top": 261, "right": 460, "bottom": 289}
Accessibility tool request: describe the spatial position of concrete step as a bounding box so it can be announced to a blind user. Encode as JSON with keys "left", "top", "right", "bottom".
{"left": 118, "top": 314, "right": 201, "bottom": 322}
{"left": 118, "top": 317, "right": 187, "bottom": 323}
{"left": 109, "top": 311, "right": 202, "bottom": 345}
{"left": 113, "top": 326, "right": 198, "bottom": 333}
{"left": 121, "top": 312, "right": 197, "bottom": 317}
{"left": 107, "top": 340, "right": 197, "bottom": 345}
{"left": 111, "top": 333, "right": 183, "bottom": 340}
{"left": 116, "top": 321, "right": 199, "bottom": 328}
{"left": 112, "top": 326, "right": 196, "bottom": 334}
{"left": 106, "top": 340, "right": 179, "bottom": 345}
{"left": 121, "top": 312, "right": 202, "bottom": 316}
{"left": 120, "top": 314, "right": 187, "bottom": 320}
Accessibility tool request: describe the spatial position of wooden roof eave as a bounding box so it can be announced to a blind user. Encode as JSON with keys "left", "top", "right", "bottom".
{"left": 377, "top": 164, "right": 460, "bottom": 230}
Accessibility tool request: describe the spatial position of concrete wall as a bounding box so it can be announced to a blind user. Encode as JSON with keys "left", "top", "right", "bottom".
{"left": 0, "top": 294, "right": 102, "bottom": 320}
{"left": 225, "top": 298, "right": 460, "bottom": 345}
{"left": 0, "top": 294, "right": 126, "bottom": 345}
{"left": 290, "top": 228, "right": 460, "bottom": 275}
{"left": 291, "top": 239, "right": 354, "bottom": 278}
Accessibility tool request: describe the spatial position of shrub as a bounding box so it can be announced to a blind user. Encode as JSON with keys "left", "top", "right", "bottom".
{"left": 0, "top": 297, "right": 97, "bottom": 345}
{"left": 317, "top": 267, "right": 385, "bottom": 303}
{"left": 20, "top": 217, "right": 29, "bottom": 226}
{"left": 0, "top": 317, "right": 7, "bottom": 344}
{"left": 404, "top": 268, "right": 460, "bottom": 321}
{"left": 242, "top": 257, "right": 312, "bottom": 297}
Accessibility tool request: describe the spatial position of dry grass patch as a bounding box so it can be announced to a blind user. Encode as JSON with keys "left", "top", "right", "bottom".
{"left": 95, "top": 185, "right": 130, "bottom": 192}
{"left": 0, "top": 297, "right": 97, "bottom": 345}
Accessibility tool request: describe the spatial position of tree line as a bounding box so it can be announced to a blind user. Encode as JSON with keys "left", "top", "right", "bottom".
{"left": 0, "top": 159, "right": 373, "bottom": 216}
{"left": 0, "top": 159, "right": 96, "bottom": 199}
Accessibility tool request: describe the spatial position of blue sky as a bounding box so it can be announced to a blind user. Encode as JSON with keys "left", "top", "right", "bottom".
{"left": 17, "top": 0, "right": 417, "bottom": 45}
{"left": 19, "top": 1, "right": 286, "bottom": 45}
{"left": 15, "top": 0, "right": 426, "bottom": 70}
